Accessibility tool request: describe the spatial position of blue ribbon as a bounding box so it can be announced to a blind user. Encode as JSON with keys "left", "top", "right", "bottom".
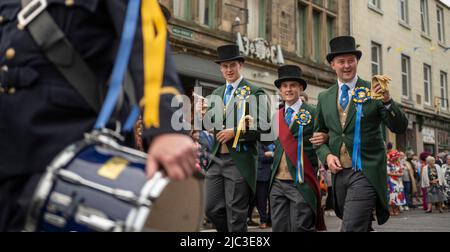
{"left": 94, "top": 0, "right": 141, "bottom": 130}
{"left": 352, "top": 103, "right": 363, "bottom": 172}
{"left": 296, "top": 124, "right": 304, "bottom": 184}
{"left": 122, "top": 105, "right": 141, "bottom": 132}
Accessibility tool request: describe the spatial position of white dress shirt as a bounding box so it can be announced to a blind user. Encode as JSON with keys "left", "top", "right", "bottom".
{"left": 337, "top": 75, "right": 358, "bottom": 102}
{"left": 225, "top": 76, "right": 244, "bottom": 101}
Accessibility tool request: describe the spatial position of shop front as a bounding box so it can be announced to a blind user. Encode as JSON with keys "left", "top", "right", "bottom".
{"left": 422, "top": 126, "right": 436, "bottom": 155}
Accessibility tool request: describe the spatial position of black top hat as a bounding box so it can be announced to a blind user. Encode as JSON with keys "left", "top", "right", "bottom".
{"left": 326, "top": 36, "right": 362, "bottom": 63}
{"left": 274, "top": 65, "right": 307, "bottom": 90}
{"left": 215, "top": 44, "right": 245, "bottom": 64}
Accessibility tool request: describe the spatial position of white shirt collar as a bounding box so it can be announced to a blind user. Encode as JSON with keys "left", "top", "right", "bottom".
{"left": 285, "top": 98, "right": 303, "bottom": 114}
{"left": 226, "top": 76, "right": 243, "bottom": 90}
{"left": 338, "top": 75, "right": 359, "bottom": 90}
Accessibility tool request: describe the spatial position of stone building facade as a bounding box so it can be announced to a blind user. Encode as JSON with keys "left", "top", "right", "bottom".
{"left": 350, "top": 0, "right": 450, "bottom": 154}
{"left": 159, "top": 0, "right": 350, "bottom": 106}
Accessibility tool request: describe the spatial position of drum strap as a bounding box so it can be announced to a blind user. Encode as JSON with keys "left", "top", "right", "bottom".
{"left": 18, "top": 0, "right": 137, "bottom": 115}
{"left": 94, "top": 0, "right": 141, "bottom": 130}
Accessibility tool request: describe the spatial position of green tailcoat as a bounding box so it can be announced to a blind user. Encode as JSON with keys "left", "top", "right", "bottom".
{"left": 314, "top": 78, "right": 408, "bottom": 225}
{"left": 206, "top": 79, "right": 269, "bottom": 193}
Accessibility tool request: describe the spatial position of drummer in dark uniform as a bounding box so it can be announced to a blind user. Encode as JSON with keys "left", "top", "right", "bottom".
{"left": 0, "top": 1, "right": 197, "bottom": 231}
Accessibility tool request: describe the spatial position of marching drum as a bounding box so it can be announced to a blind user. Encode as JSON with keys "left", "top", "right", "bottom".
{"left": 25, "top": 130, "right": 204, "bottom": 232}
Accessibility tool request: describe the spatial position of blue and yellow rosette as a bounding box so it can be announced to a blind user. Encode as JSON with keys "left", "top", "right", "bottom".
{"left": 293, "top": 109, "right": 312, "bottom": 184}
{"left": 351, "top": 87, "right": 372, "bottom": 172}
{"left": 232, "top": 86, "right": 252, "bottom": 151}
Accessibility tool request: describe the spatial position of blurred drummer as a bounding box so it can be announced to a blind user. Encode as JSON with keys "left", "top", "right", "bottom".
{"left": 0, "top": 2, "right": 197, "bottom": 231}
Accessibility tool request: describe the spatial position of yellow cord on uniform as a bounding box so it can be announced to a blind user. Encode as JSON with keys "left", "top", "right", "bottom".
{"left": 232, "top": 101, "right": 247, "bottom": 149}
{"left": 142, "top": 0, "right": 167, "bottom": 128}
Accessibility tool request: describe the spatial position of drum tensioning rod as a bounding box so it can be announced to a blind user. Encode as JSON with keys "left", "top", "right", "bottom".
{"left": 57, "top": 170, "right": 150, "bottom": 206}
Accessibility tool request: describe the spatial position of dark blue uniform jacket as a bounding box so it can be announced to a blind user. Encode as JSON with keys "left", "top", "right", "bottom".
{"left": 0, "top": 0, "right": 183, "bottom": 180}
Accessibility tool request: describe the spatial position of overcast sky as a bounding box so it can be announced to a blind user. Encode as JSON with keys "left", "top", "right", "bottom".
{"left": 442, "top": 0, "right": 450, "bottom": 7}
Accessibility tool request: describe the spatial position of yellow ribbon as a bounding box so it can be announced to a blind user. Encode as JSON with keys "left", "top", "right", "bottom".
{"left": 232, "top": 100, "right": 247, "bottom": 149}
{"left": 142, "top": 0, "right": 167, "bottom": 128}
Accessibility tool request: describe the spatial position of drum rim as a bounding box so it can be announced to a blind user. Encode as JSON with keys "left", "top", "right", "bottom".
{"left": 24, "top": 137, "right": 95, "bottom": 232}
{"left": 24, "top": 131, "right": 153, "bottom": 232}
{"left": 125, "top": 172, "right": 170, "bottom": 231}
{"left": 24, "top": 131, "right": 202, "bottom": 232}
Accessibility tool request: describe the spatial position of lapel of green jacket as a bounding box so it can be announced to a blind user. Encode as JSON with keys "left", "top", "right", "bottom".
{"left": 218, "top": 85, "right": 226, "bottom": 98}
{"left": 225, "top": 78, "right": 247, "bottom": 119}
{"left": 289, "top": 102, "right": 309, "bottom": 137}
{"left": 327, "top": 84, "right": 342, "bottom": 132}
{"left": 290, "top": 110, "right": 299, "bottom": 136}
{"left": 213, "top": 85, "right": 226, "bottom": 122}
{"left": 299, "top": 103, "right": 315, "bottom": 134}
{"left": 343, "top": 78, "right": 369, "bottom": 132}
{"left": 216, "top": 84, "right": 226, "bottom": 108}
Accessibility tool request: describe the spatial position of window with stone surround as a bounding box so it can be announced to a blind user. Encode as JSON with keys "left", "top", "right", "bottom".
{"left": 371, "top": 42, "right": 382, "bottom": 76}
{"left": 401, "top": 54, "right": 411, "bottom": 99}
{"left": 326, "top": 16, "right": 335, "bottom": 53}
{"left": 173, "top": 0, "right": 192, "bottom": 21}
{"left": 296, "top": 0, "right": 337, "bottom": 63}
{"left": 198, "top": 0, "right": 217, "bottom": 28}
{"left": 312, "top": 10, "right": 321, "bottom": 62}
{"left": 437, "top": 5, "right": 445, "bottom": 44}
{"left": 440, "top": 71, "right": 448, "bottom": 110}
{"left": 420, "top": 0, "right": 430, "bottom": 35}
{"left": 424, "top": 64, "right": 432, "bottom": 105}
{"left": 369, "top": 0, "right": 381, "bottom": 10}
{"left": 398, "top": 0, "right": 409, "bottom": 24}
{"left": 247, "top": 0, "right": 267, "bottom": 39}
{"left": 297, "top": 4, "right": 307, "bottom": 57}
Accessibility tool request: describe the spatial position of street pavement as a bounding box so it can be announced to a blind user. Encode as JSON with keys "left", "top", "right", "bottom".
{"left": 202, "top": 208, "right": 450, "bottom": 232}
{"left": 318, "top": 208, "right": 450, "bottom": 232}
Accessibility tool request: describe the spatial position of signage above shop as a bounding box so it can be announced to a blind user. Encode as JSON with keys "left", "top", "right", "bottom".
{"left": 236, "top": 32, "right": 285, "bottom": 65}
{"left": 171, "top": 26, "right": 194, "bottom": 39}
{"left": 422, "top": 127, "right": 436, "bottom": 144}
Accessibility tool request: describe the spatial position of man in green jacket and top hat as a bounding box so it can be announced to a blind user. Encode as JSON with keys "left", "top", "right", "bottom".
{"left": 314, "top": 36, "right": 408, "bottom": 232}
{"left": 200, "top": 44, "right": 269, "bottom": 232}
{"left": 269, "top": 65, "right": 328, "bottom": 232}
